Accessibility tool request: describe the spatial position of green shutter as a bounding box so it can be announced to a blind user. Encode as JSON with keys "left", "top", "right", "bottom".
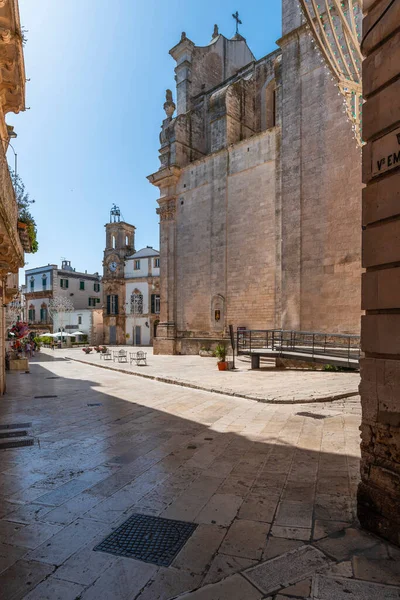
{"left": 115, "top": 295, "right": 119, "bottom": 315}
{"left": 107, "top": 295, "right": 111, "bottom": 315}
{"left": 151, "top": 294, "right": 155, "bottom": 314}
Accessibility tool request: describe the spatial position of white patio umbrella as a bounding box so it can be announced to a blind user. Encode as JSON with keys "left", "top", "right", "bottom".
{"left": 39, "top": 332, "right": 55, "bottom": 337}
{"left": 70, "top": 331, "right": 85, "bottom": 336}
{"left": 54, "top": 331, "right": 72, "bottom": 337}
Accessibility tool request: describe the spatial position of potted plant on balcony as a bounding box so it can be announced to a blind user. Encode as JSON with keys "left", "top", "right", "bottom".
{"left": 215, "top": 342, "right": 228, "bottom": 371}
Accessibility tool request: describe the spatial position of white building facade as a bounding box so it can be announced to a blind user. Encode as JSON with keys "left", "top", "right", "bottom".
{"left": 124, "top": 248, "right": 160, "bottom": 346}
{"left": 25, "top": 260, "right": 102, "bottom": 334}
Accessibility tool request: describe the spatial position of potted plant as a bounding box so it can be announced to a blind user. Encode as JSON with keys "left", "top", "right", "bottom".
{"left": 82, "top": 347, "right": 92, "bottom": 354}
{"left": 215, "top": 342, "right": 228, "bottom": 371}
{"left": 100, "top": 346, "right": 108, "bottom": 353}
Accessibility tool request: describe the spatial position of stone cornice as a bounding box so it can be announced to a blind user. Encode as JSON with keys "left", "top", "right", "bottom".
{"left": 147, "top": 165, "right": 182, "bottom": 188}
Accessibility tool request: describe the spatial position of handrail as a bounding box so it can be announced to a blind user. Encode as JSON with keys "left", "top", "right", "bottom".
{"left": 237, "top": 328, "right": 360, "bottom": 366}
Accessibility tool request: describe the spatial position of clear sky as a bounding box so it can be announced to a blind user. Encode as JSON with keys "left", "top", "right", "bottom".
{"left": 10, "top": 0, "right": 282, "bottom": 278}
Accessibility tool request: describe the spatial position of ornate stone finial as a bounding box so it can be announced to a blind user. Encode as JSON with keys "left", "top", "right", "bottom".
{"left": 212, "top": 24, "right": 219, "bottom": 39}
{"left": 163, "top": 89, "right": 176, "bottom": 119}
{"left": 180, "top": 31, "right": 187, "bottom": 42}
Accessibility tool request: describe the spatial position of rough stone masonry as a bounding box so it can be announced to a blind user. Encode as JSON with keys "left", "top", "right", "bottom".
{"left": 358, "top": 0, "right": 400, "bottom": 546}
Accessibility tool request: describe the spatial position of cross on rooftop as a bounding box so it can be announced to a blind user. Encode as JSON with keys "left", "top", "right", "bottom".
{"left": 232, "top": 11, "right": 242, "bottom": 35}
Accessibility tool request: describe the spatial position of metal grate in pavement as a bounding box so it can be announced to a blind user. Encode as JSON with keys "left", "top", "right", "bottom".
{"left": 87, "top": 403, "right": 102, "bottom": 407}
{"left": 94, "top": 513, "right": 197, "bottom": 566}
{"left": 34, "top": 395, "right": 58, "bottom": 399}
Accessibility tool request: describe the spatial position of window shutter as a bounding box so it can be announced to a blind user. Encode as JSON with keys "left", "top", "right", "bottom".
{"left": 107, "top": 295, "right": 111, "bottom": 315}
{"left": 115, "top": 295, "right": 119, "bottom": 315}
{"left": 66, "top": 279, "right": 69, "bottom": 289}
{"left": 151, "top": 294, "right": 155, "bottom": 314}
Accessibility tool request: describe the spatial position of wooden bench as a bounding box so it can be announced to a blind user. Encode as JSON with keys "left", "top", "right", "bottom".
{"left": 113, "top": 350, "right": 127, "bottom": 363}
{"left": 130, "top": 351, "right": 147, "bottom": 366}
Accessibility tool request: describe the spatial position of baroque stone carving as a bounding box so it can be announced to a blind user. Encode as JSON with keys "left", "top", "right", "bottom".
{"left": 156, "top": 200, "right": 176, "bottom": 222}
{"left": 163, "top": 89, "right": 176, "bottom": 119}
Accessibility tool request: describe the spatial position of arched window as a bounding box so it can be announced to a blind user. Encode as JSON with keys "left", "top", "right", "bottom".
{"left": 126, "top": 235, "right": 129, "bottom": 246}
{"left": 112, "top": 235, "right": 116, "bottom": 249}
{"left": 130, "top": 291, "right": 143, "bottom": 315}
{"left": 42, "top": 275, "right": 47, "bottom": 290}
{"left": 40, "top": 303, "right": 48, "bottom": 323}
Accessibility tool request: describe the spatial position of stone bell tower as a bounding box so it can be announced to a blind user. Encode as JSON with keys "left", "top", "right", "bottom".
{"left": 103, "top": 205, "right": 135, "bottom": 345}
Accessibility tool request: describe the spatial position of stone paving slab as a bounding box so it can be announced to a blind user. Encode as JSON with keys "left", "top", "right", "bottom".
{"left": 243, "top": 545, "right": 331, "bottom": 595}
{"left": 311, "top": 575, "right": 400, "bottom": 599}
{"left": 0, "top": 354, "right": 398, "bottom": 600}
{"left": 56, "top": 347, "right": 360, "bottom": 404}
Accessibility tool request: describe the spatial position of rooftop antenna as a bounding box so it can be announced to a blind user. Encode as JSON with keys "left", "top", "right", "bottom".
{"left": 110, "top": 204, "right": 121, "bottom": 223}
{"left": 232, "top": 11, "right": 242, "bottom": 35}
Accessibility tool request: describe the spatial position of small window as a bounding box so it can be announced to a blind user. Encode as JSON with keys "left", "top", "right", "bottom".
{"left": 78, "top": 316, "right": 82, "bottom": 325}
{"left": 80, "top": 281, "right": 85, "bottom": 291}
{"left": 151, "top": 294, "right": 160, "bottom": 314}
{"left": 126, "top": 235, "right": 129, "bottom": 246}
{"left": 28, "top": 306, "right": 35, "bottom": 322}
{"left": 60, "top": 279, "right": 69, "bottom": 289}
{"left": 88, "top": 297, "right": 97, "bottom": 307}
{"left": 94, "top": 283, "right": 100, "bottom": 292}
{"left": 40, "top": 306, "right": 48, "bottom": 322}
{"left": 42, "top": 276, "right": 47, "bottom": 291}
{"left": 30, "top": 278, "right": 34, "bottom": 291}
{"left": 154, "top": 258, "right": 160, "bottom": 268}
{"left": 107, "top": 294, "right": 119, "bottom": 315}
{"left": 134, "top": 260, "right": 140, "bottom": 270}
{"left": 112, "top": 235, "right": 116, "bottom": 249}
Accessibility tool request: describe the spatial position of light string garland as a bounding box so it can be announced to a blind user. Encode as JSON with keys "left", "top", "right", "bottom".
{"left": 297, "top": 0, "right": 363, "bottom": 148}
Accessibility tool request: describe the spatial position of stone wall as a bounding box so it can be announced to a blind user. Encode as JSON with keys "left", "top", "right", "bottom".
{"left": 279, "top": 12, "right": 362, "bottom": 334}
{"left": 358, "top": 0, "right": 400, "bottom": 546}
{"left": 174, "top": 130, "right": 277, "bottom": 347}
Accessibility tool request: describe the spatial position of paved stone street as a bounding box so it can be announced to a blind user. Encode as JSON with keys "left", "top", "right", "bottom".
{"left": 0, "top": 354, "right": 399, "bottom": 599}
{"left": 59, "top": 347, "right": 360, "bottom": 404}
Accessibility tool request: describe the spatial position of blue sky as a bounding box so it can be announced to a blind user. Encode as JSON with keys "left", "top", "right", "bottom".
{"left": 11, "top": 1, "right": 282, "bottom": 277}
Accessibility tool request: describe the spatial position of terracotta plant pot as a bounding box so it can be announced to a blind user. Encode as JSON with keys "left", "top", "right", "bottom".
{"left": 218, "top": 361, "right": 228, "bottom": 371}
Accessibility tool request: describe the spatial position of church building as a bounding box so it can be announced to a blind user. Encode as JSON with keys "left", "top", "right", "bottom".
{"left": 148, "top": 1, "right": 362, "bottom": 355}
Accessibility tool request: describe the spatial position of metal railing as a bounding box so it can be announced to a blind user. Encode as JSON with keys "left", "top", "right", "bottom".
{"left": 237, "top": 329, "right": 360, "bottom": 366}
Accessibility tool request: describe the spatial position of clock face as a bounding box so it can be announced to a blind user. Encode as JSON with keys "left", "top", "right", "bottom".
{"left": 109, "top": 261, "right": 117, "bottom": 272}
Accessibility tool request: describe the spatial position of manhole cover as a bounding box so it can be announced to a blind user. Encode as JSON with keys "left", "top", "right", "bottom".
{"left": 94, "top": 513, "right": 197, "bottom": 566}
{"left": 296, "top": 411, "right": 328, "bottom": 420}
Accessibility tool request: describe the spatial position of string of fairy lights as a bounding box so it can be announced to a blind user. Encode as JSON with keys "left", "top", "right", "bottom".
{"left": 297, "top": 0, "right": 364, "bottom": 149}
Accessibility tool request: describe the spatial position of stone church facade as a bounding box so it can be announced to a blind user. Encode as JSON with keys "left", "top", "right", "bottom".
{"left": 148, "top": 1, "right": 362, "bottom": 355}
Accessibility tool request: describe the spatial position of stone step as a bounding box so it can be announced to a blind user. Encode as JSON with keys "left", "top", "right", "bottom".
{"left": 0, "top": 429, "right": 28, "bottom": 439}
{"left": 0, "top": 437, "right": 34, "bottom": 449}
